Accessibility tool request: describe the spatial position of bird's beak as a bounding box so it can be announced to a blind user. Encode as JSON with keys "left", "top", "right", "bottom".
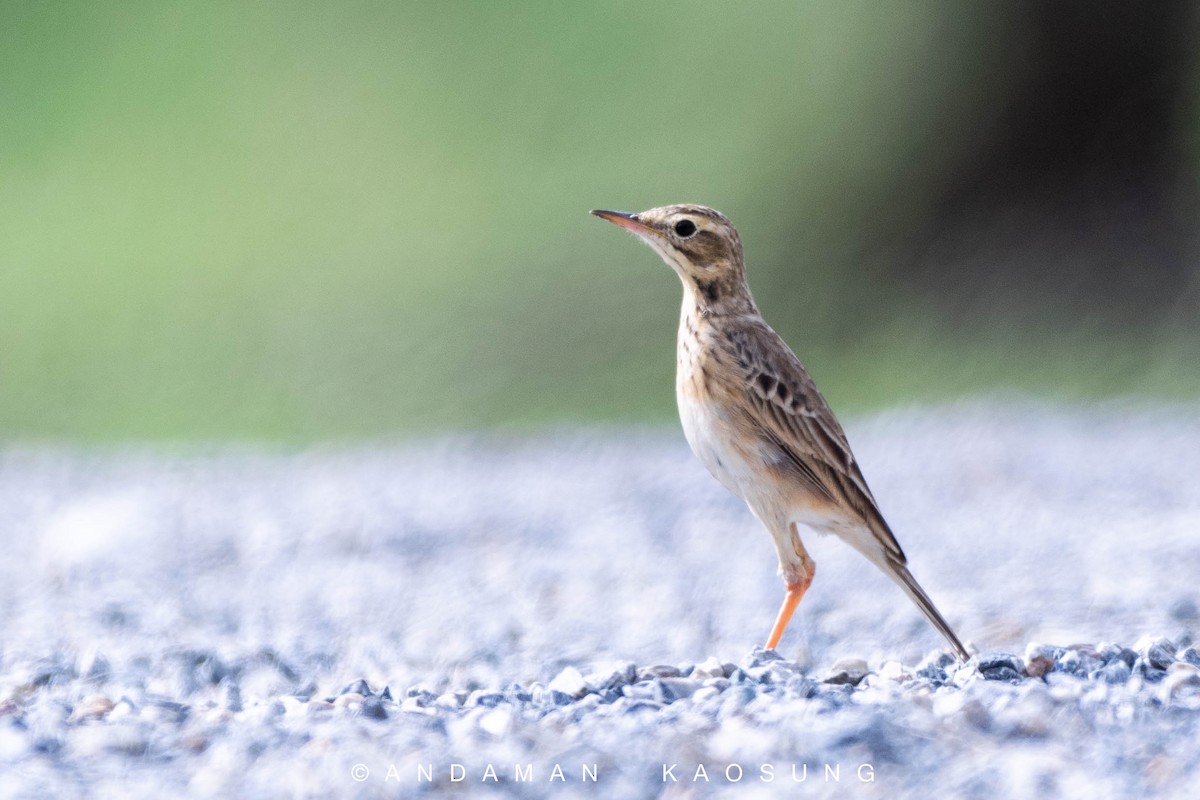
{"left": 590, "top": 209, "right": 658, "bottom": 237}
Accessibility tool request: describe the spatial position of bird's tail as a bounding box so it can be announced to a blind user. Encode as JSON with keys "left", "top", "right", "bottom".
{"left": 885, "top": 558, "right": 971, "bottom": 661}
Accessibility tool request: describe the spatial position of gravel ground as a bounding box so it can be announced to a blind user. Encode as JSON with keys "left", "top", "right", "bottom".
{"left": 1, "top": 401, "right": 1199, "bottom": 799}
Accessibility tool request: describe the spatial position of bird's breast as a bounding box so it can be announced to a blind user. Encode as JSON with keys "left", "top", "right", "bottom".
{"left": 676, "top": 341, "right": 759, "bottom": 497}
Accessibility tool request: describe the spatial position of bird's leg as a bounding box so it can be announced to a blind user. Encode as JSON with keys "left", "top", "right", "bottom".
{"left": 764, "top": 572, "right": 813, "bottom": 651}
{"left": 764, "top": 531, "right": 815, "bottom": 651}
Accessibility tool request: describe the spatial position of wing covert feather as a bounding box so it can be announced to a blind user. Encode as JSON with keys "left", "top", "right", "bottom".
{"left": 725, "top": 320, "right": 906, "bottom": 560}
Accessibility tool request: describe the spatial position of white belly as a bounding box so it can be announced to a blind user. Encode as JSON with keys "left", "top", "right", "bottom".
{"left": 676, "top": 392, "right": 758, "bottom": 499}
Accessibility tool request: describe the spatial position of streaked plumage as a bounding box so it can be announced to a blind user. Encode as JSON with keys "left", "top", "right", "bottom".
{"left": 592, "top": 204, "right": 970, "bottom": 660}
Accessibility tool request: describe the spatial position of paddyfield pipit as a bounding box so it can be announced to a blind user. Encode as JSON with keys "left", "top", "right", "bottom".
{"left": 592, "top": 204, "right": 970, "bottom": 660}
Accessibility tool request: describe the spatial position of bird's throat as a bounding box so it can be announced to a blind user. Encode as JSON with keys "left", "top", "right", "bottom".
{"left": 681, "top": 274, "right": 755, "bottom": 320}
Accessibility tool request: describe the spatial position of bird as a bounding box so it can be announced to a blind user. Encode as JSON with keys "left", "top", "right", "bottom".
{"left": 591, "top": 204, "right": 971, "bottom": 660}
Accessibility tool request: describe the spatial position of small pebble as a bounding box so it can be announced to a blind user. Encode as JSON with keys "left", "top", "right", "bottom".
{"left": 466, "top": 690, "right": 504, "bottom": 709}
{"left": 744, "top": 649, "right": 785, "bottom": 669}
{"left": 749, "top": 666, "right": 790, "bottom": 685}
{"left": 824, "top": 658, "right": 869, "bottom": 686}
{"left": 878, "top": 661, "right": 913, "bottom": 682}
{"left": 359, "top": 697, "right": 388, "bottom": 719}
{"left": 144, "top": 699, "right": 189, "bottom": 725}
{"left": 977, "top": 653, "right": 1026, "bottom": 679}
{"left": 916, "top": 663, "right": 947, "bottom": 683}
{"left": 434, "top": 692, "right": 462, "bottom": 709}
{"left": 637, "top": 665, "right": 681, "bottom": 680}
{"left": 724, "top": 667, "right": 750, "bottom": 684}
{"left": 70, "top": 694, "right": 114, "bottom": 721}
{"left": 221, "top": 684, "right": 243, "bottom": 713}
{"left": 720, "top": 685, "right": 756, "bottom": 715}
{"left": 692, "top": 657, "right": 726, "bottom": 680}
{"left": 654, "top": 678, "right": 699, "bottom": 703}
{"left": 1099, "top": 661, "right": 1131, "bottom": 685}
{"left": 1160, "top": 664, "right": 1200, "bottom": 705}
{"left": 1146, "top": 640, "right": 1177, "bottom": 671}
{"left": 1054, "top": 649, "right": 1103, "bottom": 678}
{"left": 79, "top": 653, "right": 112, "bottom": 683}
{"left": 1023, "top": 644, "right": 1064, "bottom": 678}
{"left": 547, "top": 667, "right": 589, "bottom": 698}
{"left": 334, "top": 692, "right": 364, "bottom": 709}
{"left": 585, "top": 662, "right": 636, "bottom": 690}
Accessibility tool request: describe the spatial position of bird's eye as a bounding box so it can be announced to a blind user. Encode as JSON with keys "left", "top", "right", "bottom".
{"left": 673, "top": 219, "right": 697, "bottom": 238}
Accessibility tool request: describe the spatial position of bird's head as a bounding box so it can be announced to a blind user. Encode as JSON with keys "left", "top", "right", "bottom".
{"left": 591, "top": 204, "right": 751, "bottom": 312}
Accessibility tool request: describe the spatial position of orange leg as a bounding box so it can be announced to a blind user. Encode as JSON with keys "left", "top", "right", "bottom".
{"left": 764, "top": 572, "right": 814, "bottom": 651}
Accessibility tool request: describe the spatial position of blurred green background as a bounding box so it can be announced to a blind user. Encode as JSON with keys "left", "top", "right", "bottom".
{"left": 2, "top": 2, "right": 1198, "bottom": 440}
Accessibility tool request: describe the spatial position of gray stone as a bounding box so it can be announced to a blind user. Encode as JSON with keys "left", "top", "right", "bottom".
{"left": 1180, "top": 647, "right": 1200, "bottom": 667}
{"left": 1099, "top": 661, "right": 1131, "bottom": 685}
{"left": 916, "top": 663, "right": 947, "bottom": 683}
{"left": 727, "top": 667, "right": 752, "bottom": 684}
{"left": 785, "top": 675, "right": 816, "bottom": 697}
{"left": 143, "top": 699, "right": 189, "bottom": 725}
{"left": 622, "top": 700, "right": 663, "bottom": 714}
{"left": 824, "top": 658, "right": 870, "bottom": 686}
{"left": 547, "top": 666, "right": 589, "bottom": 698}
{"left": 637, "top": 665, "right": 682, "bottom": 680}
{"left": 691, "top": 657, "right": 727, "bottom": 680}
{"left": 621, "top": 683, "right": 658, "bottom": 702}
{"left": 29, "top": 658, "right": 76, "bottom": 690}
{"left": 1097, "top": 643, "right": 1124, "bottom": 664}
{"left": 586, "top": 661, "right": 637, "bottom": 690}
{"left": 749, "top": 666, "right": 792, "bottom": 685}
{"left": 922, "top": 652, "right": 958, "bottom": 670}
{"left": 360, "top": 697, "right": 388, "bottom": 719}
{"left": 719, "top": 685, "right": 757, "bottom": 716}
{"left": 466, "top": 690, "right": 504, "bottom": 708}
{"left": 1160, "top": 665, "right": 1200, "bottom": 704}
{"left": 744, "top": 648, "right": 786, "bottom": 669}
{"left": 654, "top": 678, "right": 699, "bottom": 703}
{"left": 221, "top": 683, "right": 243, "bottom": 713}
{"left": 1145, "top": 640, "right": 1177, "bottom": 670}
{"left": 79, "top": 652, "right": 113, "bottom": 683}
{"left": 1053, "top": 649, "right": 1102, "bottom": 677}
{"left": 5, "top": 410, "right": 1200, "bottom": 797}
{"left": 1132, "top": 658, "right": 1166, "bottom": 683}
{"left": 434, "top": 692, "right": 462, "bottom": 709}
{"left": 976, "top": 655, "right": 1024, "bottom": 683}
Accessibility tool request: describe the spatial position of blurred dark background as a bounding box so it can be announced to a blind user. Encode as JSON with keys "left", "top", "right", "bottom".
{"left": 1, "top": 1, "right": 1197, "bottom": 440}
{"left": 896, "top": 0, "right": 1198, "bottom": 317}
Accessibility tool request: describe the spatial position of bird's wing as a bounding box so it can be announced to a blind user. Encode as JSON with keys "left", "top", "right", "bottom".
{"left": 725, "top": 319, "right": 906, "bottom": 562}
